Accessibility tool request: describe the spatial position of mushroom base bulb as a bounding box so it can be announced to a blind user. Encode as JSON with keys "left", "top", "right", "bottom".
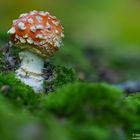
{"left": 16, "top": 50, "right": 45, "bottom": 93}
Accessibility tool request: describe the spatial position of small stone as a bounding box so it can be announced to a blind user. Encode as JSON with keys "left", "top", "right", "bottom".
{"left": 78, "top": 72, "right": 86, "bottom": 80}
{"left": 0, "top": 85, "right": 11, "bottom": 95}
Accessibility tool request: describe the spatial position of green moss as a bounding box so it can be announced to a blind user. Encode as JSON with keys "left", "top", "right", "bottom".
{"left": 124, "top": 94, "right": 140, "bottom": 127}
{"left": 0, "top": 94, "right": 36, "bottom": 140}
{"left": 0, "top": 73, "right": 43, "bottom": 111}
{"left": 46, "top": 83, "right": 123, "bottom": 114}
{"left": 0, "top": 93, "right": 72, "bottom": 140}
{"left": 0, "top": 63, "right": 77, "bottom": 106}
{"left": 44, "top": 65, "right": 77, "bottom": 93}
{"left": 0, "top": 70, "right": 140, "bottom": 140}
{"left": 45, "top": 83, "right": 140, "bottom": 139}
{"left": 0, "top": 71, "right": 74, "bottom": 140}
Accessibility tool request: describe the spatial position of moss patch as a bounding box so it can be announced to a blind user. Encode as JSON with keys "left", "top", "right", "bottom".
{"left": 0, "top": 78, "right": 140, "bottom": 140}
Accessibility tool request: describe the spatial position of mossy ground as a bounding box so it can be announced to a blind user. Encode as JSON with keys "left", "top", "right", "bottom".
{"left": 0, "top": 71, "right": 140, "bottom": 139}
{"left": 0, "top": 39, "right": 140, "bottom": 140}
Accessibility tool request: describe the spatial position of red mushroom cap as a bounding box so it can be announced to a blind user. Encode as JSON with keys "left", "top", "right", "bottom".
{"left": 7, "top": 10, "right": 64, "bottom": 57}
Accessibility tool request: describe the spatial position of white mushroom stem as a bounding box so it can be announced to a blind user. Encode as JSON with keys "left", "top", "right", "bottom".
{"left": 16, "top": 50, "right": 45, "bottom": 93}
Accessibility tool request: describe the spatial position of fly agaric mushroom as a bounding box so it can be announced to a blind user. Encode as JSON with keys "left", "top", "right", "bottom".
{"left": 7, "top": 10, "right": 64, "bottom": 93}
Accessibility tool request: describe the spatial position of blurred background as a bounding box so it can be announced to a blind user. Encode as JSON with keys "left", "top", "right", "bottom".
{"left": 0, "top": 1, "right": 140, "bottom": 139}
{"left": 0, "top": 0, "right": 140, "bottom": 83}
